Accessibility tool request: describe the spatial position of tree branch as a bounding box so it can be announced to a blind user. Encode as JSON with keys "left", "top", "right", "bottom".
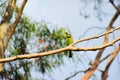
{"left": 3, "top": 0, "right": 28, "bottom": 53}
{"left": 0, "top": 33, "right": 120, "bottom": 63}
{"left": 81, "top": 9, "right": 119, "bottom": 80}
{"left": 102, "top": 44, "right": 120, "bottom": 80}
{"left": 100, "top": 53, "right": 112, "bottom": 63}
{"left": 65, "top": 69, "right": 87, "bottom": 80}
{"left": 0, "top": 46, "right": 69, "bottom": 63}
{"left": 71, "top": 25, "right": 120, "bottom": 46}
{"left": 0, "top": 0, "right": 16, "bottom": 73}
{"left": 110, "top": 0, "right": 120, "bottom": 13}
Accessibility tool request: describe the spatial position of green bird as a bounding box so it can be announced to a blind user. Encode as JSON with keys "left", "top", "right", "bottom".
{"left": 66, "top": 32, "right": 73, "bottom": 58}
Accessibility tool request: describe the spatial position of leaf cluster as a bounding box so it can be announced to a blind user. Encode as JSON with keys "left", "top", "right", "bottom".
{"left": 3, "top": 15, "right": 70, "bottom": 79}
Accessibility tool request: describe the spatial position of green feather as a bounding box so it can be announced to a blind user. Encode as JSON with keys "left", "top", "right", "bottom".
{"left": 66, "top": 32, "right": 73, "bottom": 58}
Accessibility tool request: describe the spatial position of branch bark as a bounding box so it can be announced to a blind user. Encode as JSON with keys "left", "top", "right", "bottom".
{"left": 102, "top": 44, "right": 120, "bottom": 80}
{"left": 81, "top": 9, "right": 119, "bottom": 80}
{"left": 0, "top": 0, "right": 16, "bottom": 73}
{"left": 71, "top": 25, "right": 120, "bottom": 46}
{"left": 3, "top": 0, "right": 28, "bottom": 54}
{"left": 0, "top": 32, "right": 120, "bottom": 63}
{"left": 0, "top": 0, "right": 27, "bottom": 73}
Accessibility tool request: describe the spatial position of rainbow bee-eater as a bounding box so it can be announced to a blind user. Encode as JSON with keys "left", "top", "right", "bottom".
{"left": 65, "top": 32, "right": 73, "bottom": 58}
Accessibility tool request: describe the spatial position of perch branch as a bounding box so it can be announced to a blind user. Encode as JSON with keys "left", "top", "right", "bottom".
{"left": 0, "top": 35, "right": 120, "bottom": 63}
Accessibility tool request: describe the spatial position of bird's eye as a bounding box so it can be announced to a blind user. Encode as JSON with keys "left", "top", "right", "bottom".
{"left": 67, "top": 36, "right": 71, "bottom": 38}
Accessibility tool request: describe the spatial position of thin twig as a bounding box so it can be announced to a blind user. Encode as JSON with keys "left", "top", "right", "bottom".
{"left": 65, "top": 69, "right": 87, "bottom": 80}
{"left": 71, "top": 26, "right": 120, "bottom": 46}
{"left": 100, "top": 53, "right": 112, "bottom": 63}
{"left": 109, "top": 0, "right": 120, "bottom": 13}
{"left": 102, "top": 44, "right": 120, "bottom": 80}
{"left": 81, "top": 8, "right": 119, "bottom": 80}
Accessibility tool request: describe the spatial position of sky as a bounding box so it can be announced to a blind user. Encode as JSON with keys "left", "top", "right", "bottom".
{"left": 18, "top": 0, "right": 120, "bottom": 80}
{"left": 23, "top": 0, "right": 112, "bottom": 39}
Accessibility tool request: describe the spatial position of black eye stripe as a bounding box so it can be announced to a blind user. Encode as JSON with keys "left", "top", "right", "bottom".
{"left": 66, "top": 32, "right": 72, "bottom": 38}
{"left": 67, "top": 36, "right": 71, "bottom": 38}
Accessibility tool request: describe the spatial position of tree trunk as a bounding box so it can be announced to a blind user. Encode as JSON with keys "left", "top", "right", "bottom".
{"left": 0, "top": 22, "right": 9, "bottom": 72}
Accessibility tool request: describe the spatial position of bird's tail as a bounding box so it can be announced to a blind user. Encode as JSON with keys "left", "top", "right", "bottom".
{"left": 69, "top": 51, "right": 72, "bottom": 58}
